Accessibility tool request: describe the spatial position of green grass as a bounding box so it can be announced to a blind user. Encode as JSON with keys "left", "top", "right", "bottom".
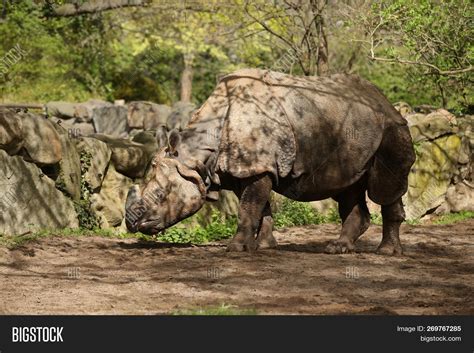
{"left": 433, "top": 211, "right": 474, "bottom": 225}
{"left": 173, "top": 304, "right": 257, "bottom": 315}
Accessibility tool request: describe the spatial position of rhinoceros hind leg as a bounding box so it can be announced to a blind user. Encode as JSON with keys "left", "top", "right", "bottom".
{"left": 256, "top": 202, "right": 277, "bottom": 249}
{"left": 227, "top": 174, "right": 273, "bottom": 252}
{"left": 377, "top": 198, "right": 404, "bottom": 255}
{"left": 325, "top": 183, "right": 370, "bottom": 254}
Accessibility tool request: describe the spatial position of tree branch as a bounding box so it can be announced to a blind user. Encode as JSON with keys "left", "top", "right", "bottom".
{"left": 369, "top": 55, "right": 473, "bottom": 76}
{"left": 49, "top": 0, "right": 148, "bottom": 17}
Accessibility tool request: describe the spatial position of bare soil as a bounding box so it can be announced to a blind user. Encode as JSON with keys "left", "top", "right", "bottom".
{"left": 0, "top": 220, "right": 473, "bottom": 315}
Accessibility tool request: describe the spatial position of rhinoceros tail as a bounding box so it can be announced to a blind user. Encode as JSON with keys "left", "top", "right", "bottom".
{"left": 368, "top": 122, "right": 415, "bottom": 205}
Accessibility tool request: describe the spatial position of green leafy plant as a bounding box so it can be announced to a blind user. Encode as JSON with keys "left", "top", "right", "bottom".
{"left": 274, "top": 198, "right": 326, "bottom": 228}
{"left": 74, "top": 149, "right": 100, "bottom": 229}
{"left": 159, "top": 210, "right": 237, "bottom": 244}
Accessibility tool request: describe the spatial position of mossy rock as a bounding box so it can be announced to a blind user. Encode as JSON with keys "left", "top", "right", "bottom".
{"left": 404, "top": 134, "right": 462, "bottom": 219}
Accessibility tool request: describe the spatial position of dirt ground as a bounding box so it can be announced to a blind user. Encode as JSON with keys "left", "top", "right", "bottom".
{"left": 0, "top": 220, "right": 473, "bottom": 315}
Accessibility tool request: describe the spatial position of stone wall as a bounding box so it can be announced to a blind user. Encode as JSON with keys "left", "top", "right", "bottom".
{"left": 0, "top": 101, "right": 471, "bottom": 236}
{"left": 0, "top": 102, "right": 239, "bottom": 236}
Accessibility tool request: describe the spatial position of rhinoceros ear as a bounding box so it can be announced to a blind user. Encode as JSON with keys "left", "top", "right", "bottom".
{"left": 175, "top": 162, "right": 206, "bottom": 198}
{"left": 168, "top": 129, "right": 181, "bottom": 155}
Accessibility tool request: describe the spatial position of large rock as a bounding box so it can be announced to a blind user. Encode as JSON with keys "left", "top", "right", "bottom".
{"left": 408, "top": 109, "right": 457, "bottom": 143}
{"left": 75, "top": 137, "right": 112, "bottom": 192}
{"left": 92, "top": 106, "right": 129, "bottom": 137}
{"left": 0, "top": 150, "right": 78, "bottom": 235}
{"left": 0, "top": 108, "right": 23, "bottom": 155}
{"left": 90, "top": 165, "right": 133, "bottom": 227}
{"left": 72, "top": 122, "right": 95, "bottom": 137}
{"left": 456, "top": 116, "right": 474, "bottom": 183}
{"left": 127, "top": 101, "right": 171, "bottom": 130}
{"left": 131, "top": 131, "right": 158, "bottom": 150}
{"left": 45, "top": 101, "right": 76, "bottom": 119}
{"left": 403, "top": 134, "right": 462, "bottom": 219}
{"left": 51, "top": 118, "right": 95, "bottom": 137}
{"left": 74, "top": 99, "right": 112, "bottom": 123}
{"left": 167, "top": 101, "right": 196, "bottom": 130}
{"left": 310, "top": 198, "right": 338, "bottom": 216}
{"left": 445, "top": 182, "right": 474, "bottom": 213}
{"left": 20, "top": 113, "right": 62, "bottom": 165}
{"left": 51, "top": 122, "right": 82, "bottom": 200}
{"left": 92, "top": 134, "right": 156, "bottom": 179}
{"left": 405, "top": 113, "right": 428, "bottom": 127}
{"left": 393, "top": 102, "right": 413, "bottom": 117}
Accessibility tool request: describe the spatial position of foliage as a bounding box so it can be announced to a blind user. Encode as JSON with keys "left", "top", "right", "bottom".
{"left": 2, "top": 0, "right": 470, "bottom": 111}
{"left": 370, "top": 212, "right": 383, "bottom": 226}
{"left": 355, "top": 0, "right": 473, "bottom": 111}
{"left": 242, "top": 0, "right": 329, "bottom": 76}
{"left": 73, "top": 149, "right": 100, "bottom": 229}
{"left": 274, "top": 198, "right": 340, "bottom": 228}
{"left": 158, "top": 209, "right": 238, "bottom": 244}
{"left": 433, "top": 211, "right": 474, "bottom": 225}
{"left": 0, "top": 1, "right": 98, "bottom": 101}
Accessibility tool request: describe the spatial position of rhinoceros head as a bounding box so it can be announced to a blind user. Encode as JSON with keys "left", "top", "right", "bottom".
{"left": 125, "top": 132, "right": 206, "bottom": 234}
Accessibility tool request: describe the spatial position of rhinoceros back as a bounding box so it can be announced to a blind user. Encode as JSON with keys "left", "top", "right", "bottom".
{"left": 215, "top": 70, "right": 297, "bottom": 180}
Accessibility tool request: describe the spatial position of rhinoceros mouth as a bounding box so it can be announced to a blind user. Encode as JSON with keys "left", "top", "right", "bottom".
{"left": 137, "top": 218, "right": 182, "bottom": 235}
{"left": 137, "top": 219, "right": 163, "bottom": 234}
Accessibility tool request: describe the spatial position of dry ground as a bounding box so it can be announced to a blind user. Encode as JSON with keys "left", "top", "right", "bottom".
{"left": 0, "top": 220, "right": 473, "bottom": 315}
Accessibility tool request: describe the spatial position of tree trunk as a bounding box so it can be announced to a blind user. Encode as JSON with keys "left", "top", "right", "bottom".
{"left": 180, "top": 53, "right": 194, "bottom": 103}
{"left": 316, "top": 16, "right": 329, "bottom": 76}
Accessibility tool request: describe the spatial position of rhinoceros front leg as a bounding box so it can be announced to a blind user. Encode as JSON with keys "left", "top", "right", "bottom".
{"left": 227, "top": 174, "right": 273, "bottom": 252}
{"left": 256, "top": 202, "right": 277, "bottom": 249}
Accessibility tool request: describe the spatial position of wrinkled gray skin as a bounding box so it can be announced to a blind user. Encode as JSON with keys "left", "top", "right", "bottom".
{"left": 126, "top": 69, "right": 415, "bottom": 255}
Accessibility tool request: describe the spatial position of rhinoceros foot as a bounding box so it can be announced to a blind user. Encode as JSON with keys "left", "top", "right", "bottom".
{"left": 376, "top": 240, "right": 403, "bottom": 256}
{"left": 226, "top": 236, "right": 258, "bottom": 252}
{"left": 324, "top": 239, "right": 356, "bottom": 254}
{"left": 257, "top": 233, "right": 278, "bottom": 250}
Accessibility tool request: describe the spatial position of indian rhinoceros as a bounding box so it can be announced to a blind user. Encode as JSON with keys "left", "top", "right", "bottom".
{"left": 125, "top": 68, "right": 415, "bottom": 255}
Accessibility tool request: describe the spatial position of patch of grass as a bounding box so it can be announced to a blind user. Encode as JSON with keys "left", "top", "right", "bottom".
{"left": 370, "top": 212, "right": 383, "bottom": 226}
{"left": 273, "top": 198, "right": 340, "bottom": 228}
{"left": 433, "top": 211, "right": 474, "bottom": 225}
{"left": 324, "top": 207, "right": 342, "bottom": 224}
{"left": 173, "top": 304, "right": 257, "bottom": 316}
{"left": 404, "top": 218, "right": 421, "bottom": 225}
{"left": 158, "top": 210, "right": 237, "bottom": 244}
